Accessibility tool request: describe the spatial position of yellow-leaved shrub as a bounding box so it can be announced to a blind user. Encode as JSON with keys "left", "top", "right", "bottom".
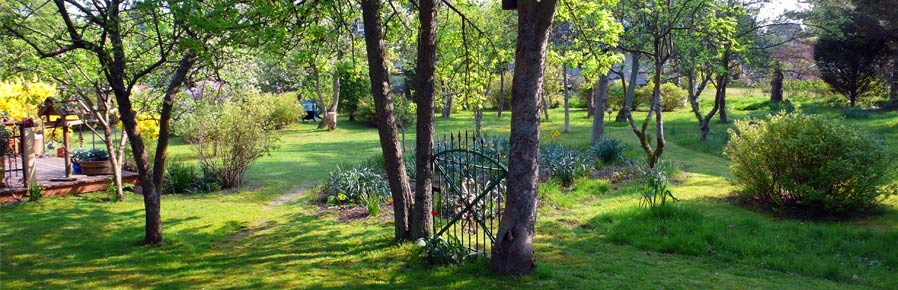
{"left": 0, "top": 78, "right": 56, "bottom": 121}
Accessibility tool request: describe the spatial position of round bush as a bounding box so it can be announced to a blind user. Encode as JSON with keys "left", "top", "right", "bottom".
{"left": 606, "top": 82, "right": 686, "bottom": 112}
{"left": 724, "top": 113, "right": 897, "bottom": 216}
{"left": 635, "top": 82, "right": 687, "bottom": 112}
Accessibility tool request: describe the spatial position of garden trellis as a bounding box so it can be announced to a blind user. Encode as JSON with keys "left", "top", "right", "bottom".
{"left": 431, "top": 132, "right": 509, "bottom": 256}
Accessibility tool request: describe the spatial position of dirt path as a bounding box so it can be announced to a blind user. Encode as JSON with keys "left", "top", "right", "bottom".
{"left": 263, "top": 184, "right": 309, "bottom": 210}
{"left": 221, "top": 184, "right": 310, "bottom": 245}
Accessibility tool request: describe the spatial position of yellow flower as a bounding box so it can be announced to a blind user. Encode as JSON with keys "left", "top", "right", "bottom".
{"left": 0, "top": 78, "right": 55, "bottom": 121}
{"left": 550, "top": 130, "right": 561, "bottom": 139}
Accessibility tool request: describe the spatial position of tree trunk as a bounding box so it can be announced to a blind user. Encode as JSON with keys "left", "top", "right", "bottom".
{"left": 324, "top": 65, "right": 341, "bottom": 131}
{"left": 591, "top": 74, "right": 609, "bottom": 144}
{"left": 498, "top": 70, "right": 505, "bottom": 118}
{"left": 103, "top": 10, "right": 162, "bottom": 244}
{"left": 475, "top": 108, "right": 483, "bottom": 136}
{"left": 562, "top": 62, "right": 571, "bottom": 132}
{"left": 624, "top": 42, "right": 665, "bottom": 169}
{"left": 442, "top": 90, "right": 453, "bottom": 118}
{"left": 586, "top": 86, "right": 595, "bottom": 118}
{"left": 701, "top": 56, "right": 730, "bottom": 141}
{"left": 114, "top": 88, "right": 161, "bottom": 243}
{"left": 770, "top": 62, "right": 784, "bottom": 103}
{"left": 313, "top": 65, "right": 328, "bottom": 129}
{"left": 491, "top": 0, "right": 558, "bottom": 276}
{"left": 616, "top": 53, "right": 640, "bottom": 122}
{"left": 649, "top": 56, "right": 666, "bottom": 167}
{"left": 719, "top": 85, "right": 729, "bottom": 123}
{"left": 889, "top": 51, "right": 898, "bottom": 110}
{"left": 540, "top": 90, "right": 550, "bottom": 120}
{"left": 101, "top": 117, "right": 124, "bottom": 201}
{"left": 361, "top": 0, "right": 413, "bottom": 241}
{"left": 153, "top": 53, "right": 196, "bottom": 195}
{"left": 411, "top": 0, "right": 437, "bottom": 240}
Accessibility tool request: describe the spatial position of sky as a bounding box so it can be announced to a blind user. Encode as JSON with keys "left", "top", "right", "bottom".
{"left": 757, "top": 0, "right": 811, "bottom": 23}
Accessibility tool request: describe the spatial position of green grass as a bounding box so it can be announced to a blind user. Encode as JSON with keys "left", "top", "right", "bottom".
{"left": 2, "top": 91, "right": 897, "bottom": 289}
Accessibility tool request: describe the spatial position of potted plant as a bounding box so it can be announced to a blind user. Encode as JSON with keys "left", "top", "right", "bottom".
{"left": 72, "top": 148, "right": 112, "bottom": 175}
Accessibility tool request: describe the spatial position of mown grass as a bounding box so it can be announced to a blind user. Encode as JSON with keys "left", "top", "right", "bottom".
{"left": 1, "top": 90, "right": 897, "bottom": 289}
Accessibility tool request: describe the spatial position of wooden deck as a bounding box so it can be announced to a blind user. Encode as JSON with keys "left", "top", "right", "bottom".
{"left": 1, "top": 156, "right": 138, "bottom": 202}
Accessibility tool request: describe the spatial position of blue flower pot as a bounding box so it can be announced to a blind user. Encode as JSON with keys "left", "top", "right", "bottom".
{"left": 73, "top": 163, "right": 82, "bottom": 174}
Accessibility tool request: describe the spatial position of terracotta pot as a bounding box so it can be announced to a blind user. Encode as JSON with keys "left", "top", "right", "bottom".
{"left": 57, "top": 147, "right": 65, "bottom": 158}
{"left": 79, "top": 160, "right": 113, "bottom": 175}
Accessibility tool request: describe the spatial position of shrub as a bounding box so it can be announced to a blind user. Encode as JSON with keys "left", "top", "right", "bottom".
{"left": 589, "top": 137, "right": 628, "bottom": 165}
{"left": 324, "top": 165, "right": 390, "bottom": 206}
{"left": 606, "top": 82, "right": 639, "bottom": 110}
{"left": 180, "top": 91, "right": 280, "bottom": 189}
{"left": 163, "top": 160, "right": 200, "bottom": 194}
{"left": 634, "top": 82, "right": 687, "bottom": 112}
{"left": 539, "top": 143, "right": 592, "bottom": 187}
{"left": 416, "top": 236, "right": 476, "bottom": 266}
{"left": 262, "top": 93, "right": 302, "bottom": 129}
{"left": 356, "top": 94, "right": 416, "bottom": 127}
{"left": 724, "top": 113, "right": 898, "bottom": 216}
{"left": 0, "top": 79, "right": 54, "bottom": 121}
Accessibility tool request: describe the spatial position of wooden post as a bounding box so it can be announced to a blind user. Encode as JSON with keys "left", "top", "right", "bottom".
{"left": 22, "top": 127, "right": 35, "bottom": 186}
{"left": 63, "top": 123, "right": 71, "bottom": 177}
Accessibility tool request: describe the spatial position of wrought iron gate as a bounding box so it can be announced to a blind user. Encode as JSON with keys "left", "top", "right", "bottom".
{"left": 1, "top": 123, "right": 25, "bottom": 189}
{"left": 431, "top": 132, "right": 508, "bottom": 255}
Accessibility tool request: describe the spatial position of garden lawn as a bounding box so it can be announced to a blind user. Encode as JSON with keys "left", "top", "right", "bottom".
{"left": 2, "top": 95, "right": 897, "bottom": 289}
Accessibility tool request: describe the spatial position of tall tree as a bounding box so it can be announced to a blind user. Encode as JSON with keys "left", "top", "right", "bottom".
{"left": 360, "top": 0, "right": 414, "bottom": 240}
{"left": 491, "top": 0, "right": 559, "bottom": 275}
{"left": 617, "top": 0, "right": 718, "bottom": 167}
{"left": 814, "top": 21, "right": 891, "bottom": 107}
{"left": 804, "top": 0, "right": 898, "bottom": 108}
{"left": 557, "top": 0, "right": 623, "bottom": 144}
{"left": 673, "top": 0, "right": 741, "bottom": 141}
{"left": 411, "top": 0, "right": 438, "bottom": 240}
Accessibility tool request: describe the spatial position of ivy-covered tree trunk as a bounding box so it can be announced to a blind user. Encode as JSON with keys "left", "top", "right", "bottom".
{"left": 591, "top": 74, "right": 609, "bottom": 144}
{"left": 491, "top": 0, "right": 558, "bottom": 276}
{"left": 361, "top": 0, "right": 413, "bottom": 240}
{"left": 411, "top": 0, "right": 438, "bottom": 240}
{"left": 562, "top": 62, "right": 571, "bottom": 133}
{"left": 616, "top": 54, "right": 640, "bottom": 122}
